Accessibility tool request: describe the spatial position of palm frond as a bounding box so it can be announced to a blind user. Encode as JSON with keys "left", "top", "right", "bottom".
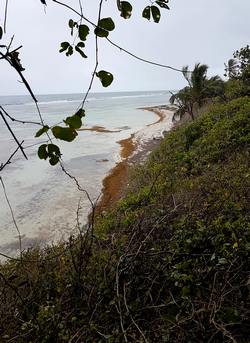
{"left": 182, "top": 65, "right": 190, "bottom": 83}
{"left": 169, "top": 93, "right": 176, "bottom": 105}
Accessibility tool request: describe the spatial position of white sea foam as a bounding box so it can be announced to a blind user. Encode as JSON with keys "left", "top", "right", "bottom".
{"left": 133, "top": 109, "right": 174, "bottom": 154}
{"left": 12, "top": 93, "right": 168, "bottom": 106}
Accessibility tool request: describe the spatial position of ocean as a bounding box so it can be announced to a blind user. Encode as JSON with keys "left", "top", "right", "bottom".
{"left": 0, "top": 90, "right": 171, "bottom": 256}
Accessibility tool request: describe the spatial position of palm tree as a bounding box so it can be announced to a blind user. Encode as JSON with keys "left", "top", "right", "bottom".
{"left": 224, "top": 58, "right": 238, "bottom": 79}
{"left": 170, "top": 63, "right": 224, "bottom": 121}
{"left": 170, "top": 86, "right": 195, "bottom": 120}
{"left": 204, "top": 75, "right": 225, "bottom": 98}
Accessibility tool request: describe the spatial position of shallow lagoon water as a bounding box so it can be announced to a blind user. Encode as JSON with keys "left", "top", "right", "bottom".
{"left": 0, "top": 90, "right": 171, "bottom": 256}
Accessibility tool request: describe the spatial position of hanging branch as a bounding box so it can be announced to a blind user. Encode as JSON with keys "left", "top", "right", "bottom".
{"left": 4, "top": 0, "right": 9, "bottom": 33}
{"left": 0, "top": 108, "right": 28, "bottom": 160}
{"left": 79, "top": 0, "right": 103, "bottom": 108}
{"left": 0, "top": 44, "right": 46, "bottom": 127}
{"left": 0, "top": 105, "right": 42, "bottom": 126}
{"left": 0, "top": 52, "right": 38, "bottom": 103}
{"left": 0, "top": 140, "right": 24, "bottom": 172}
{"left": 0, "top": 176, "right": 23, "bottom": 259}
{"left": 52, "top": 0, "right": 187, "bottom": 74}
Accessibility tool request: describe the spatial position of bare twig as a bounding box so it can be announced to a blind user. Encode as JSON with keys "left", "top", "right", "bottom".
{"left": 0, "top": 108, "right": 28, "bottom": 160}
{"left": 58, "top": 0, "right": 104, "bottom": 239}
{"left": 59, "top": 161, "right": 94, "bottom": 209}
{"left": 79, "top": 0, "right": 102, "bottom": 109}
{"left": 78, "top": 0, "right": 83, "bottom": 17}
{"left": 0, "top": 105, "right": 42, "bottom": 126}
{"left": 23, "top": 138, "right": 53, "bottom": 150}
{"left": 106, "top": 37, "right": 185, "bottom": 73}
{"left": 0, "top": 177, "right": 22, "bottom": 259}
{"left": 0, "top": 140, "right": 24, "bottom": 172}
{"left": 3, "top": 53, "right": 38, "bottom": 104}
{"left": 0, "top": 44, "right": 46, "bottom": 127}
{"left": 116, "top": 255, "right": 128, "bottom": 342}
{"left": 123, "top": 283, "right": 149, "bottom": 343}
{"left": 4, "top": 0, "right": 9, "bottom": 33}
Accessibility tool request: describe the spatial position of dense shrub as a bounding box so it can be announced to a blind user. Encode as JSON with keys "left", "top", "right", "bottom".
{"left": 224, "top": 79, "right": 250, "bottom": 100}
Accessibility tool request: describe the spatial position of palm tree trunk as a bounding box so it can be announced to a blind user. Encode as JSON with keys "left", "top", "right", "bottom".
{"left": 188, "top": 104, "right": 195, "bottom": 120}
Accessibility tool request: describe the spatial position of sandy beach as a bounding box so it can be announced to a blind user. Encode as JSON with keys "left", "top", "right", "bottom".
{"left": 95, "top": 105, "right": 175, "bottom": 214}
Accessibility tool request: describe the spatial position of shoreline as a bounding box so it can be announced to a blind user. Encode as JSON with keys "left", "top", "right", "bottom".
{"left": 95, "top": 105, "right": 175, "bottom": 215}
{"left": 78, "top": 125, "right": 122, "bottom": 133}
{"left": 95, "top": 134, "right": 136, "bottom": 214}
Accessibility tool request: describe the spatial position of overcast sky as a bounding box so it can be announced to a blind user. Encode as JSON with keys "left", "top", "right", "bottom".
{"left": 0, "top": 0, "right": 249, "bottom": 95}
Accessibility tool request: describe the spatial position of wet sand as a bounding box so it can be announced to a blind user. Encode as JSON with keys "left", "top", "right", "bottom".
{"left": 145, "top": 109, "right": 166, "bottom": 126}
{"left": 79, "top": 125, "right": 122, "bottom": 133}
{"left": 95, "top": 106, "right": 174, "bottom": 214}
{"left": 95, "top": 134, "right": 136, "bottom": 214}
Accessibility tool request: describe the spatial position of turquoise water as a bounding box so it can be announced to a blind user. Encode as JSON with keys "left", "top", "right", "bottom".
{"left": 0, "top": 90, "right": 171, "bottom": 256}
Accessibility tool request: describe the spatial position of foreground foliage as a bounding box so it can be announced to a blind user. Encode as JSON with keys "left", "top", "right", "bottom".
{"left": 0, "top": 97, "right": 249, "bottom": 342}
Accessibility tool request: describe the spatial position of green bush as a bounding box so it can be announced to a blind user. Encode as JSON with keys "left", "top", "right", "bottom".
{"left": 224, "top": 79, "right": 250, "bottom": 99}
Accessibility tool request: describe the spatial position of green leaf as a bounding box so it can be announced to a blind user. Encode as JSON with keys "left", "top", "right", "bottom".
{"left": 96, "top": 70, "right": 114, "bottom": 87}
{"left": 64, "top": 114, "right": 82, "bottom": 129}
{"left": 59, "top": 42, "right": 70, "bottom": 53}
{"left": 75, "top": 46, "right": 87, "bottom": 58}
{"left": 75, "top": 109, "right": 85, "bottom": 118}
{"left": 120, "top": 1, "right": 133, "bottom": 19}
{"left": 66, "top": 46, "right": 74, "bottom": 56}
{"left": 68, "top": 19, "right": 78, "bottom": 35}
{"left": 79, "top": 24, "right": 89, "bottom": 41}
{"left": 76, "top": 42, "right": 85, "bottom": 48}
{"left": 68, "top": 19, "right": 74, "bottom": 28}
{"left": 38, "top": 144, "right": 48, "bottom": 160}
{"left": 38, "top": 144, "right": 61, "bottom": 165}
{"left": 155, "top": 0, "right": 170, "bottom": 9}
{"left": 98, "top": 17, "right": 115, "bottom": 31}
{"left": 94, "top": 17, "right": 115, "bottom": 38}
{"left": 0, "top": 26, "right": 2, "bottom": 40}
{"left": 48, "top": 144, "right": 61, "bottom": 165}
{"left": 49, "top": 155, "right": 60, "bottom": 166}
{"left": 35, "top": 125, "right": 49, "bottom": 138}
{"left": 52, "top": 126, "right": 78, "bottom": 142}
{"left": 151, "top": 6, "right": 161, "bottom": 23}
{"left": 48, "top": 144, "right": 61, "bottom": 156}
{"left": 94, "top": 27, "right": 109, "bottom": 38}
{"left": 142, "top": 6, "right": 151, "bottom": 20}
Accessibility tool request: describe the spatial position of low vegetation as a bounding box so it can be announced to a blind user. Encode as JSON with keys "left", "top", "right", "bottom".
{"left": 0, "top": 48, "right": 249, "bottom": 342}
